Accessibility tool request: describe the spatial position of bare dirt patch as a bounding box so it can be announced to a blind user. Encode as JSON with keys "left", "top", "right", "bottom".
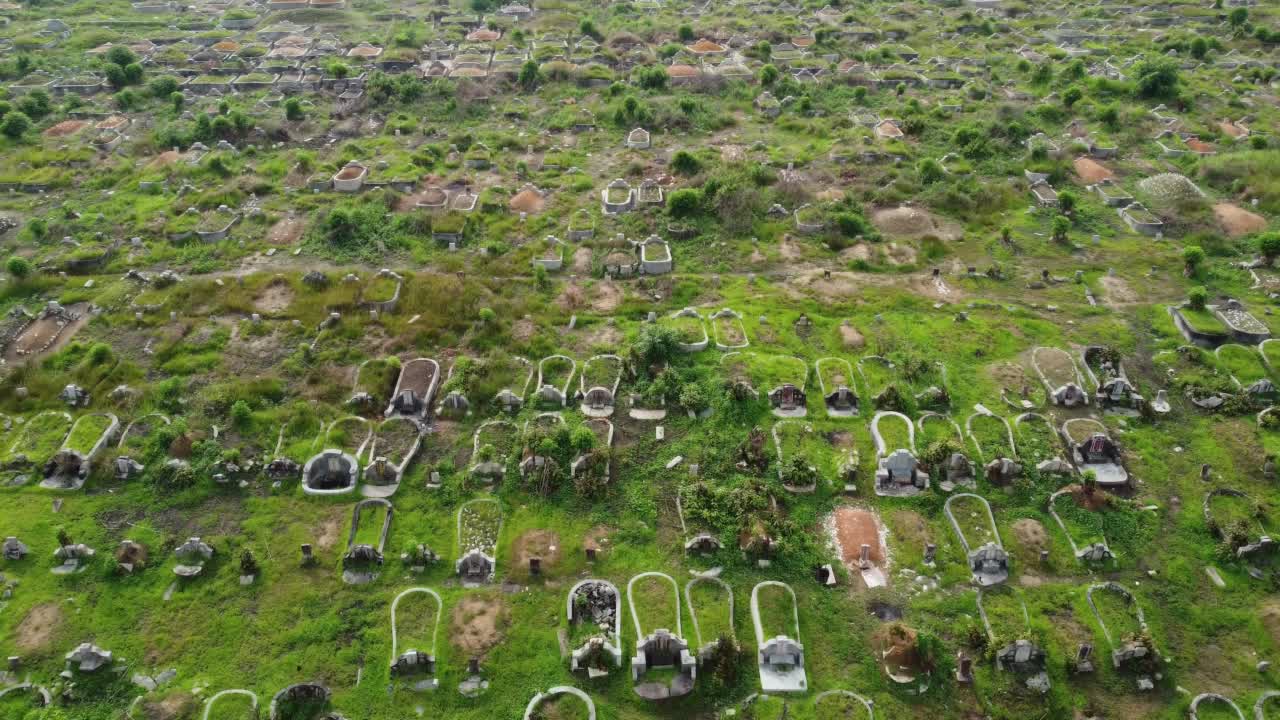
{"left": 5, "top": 302, "right": 90, "bottom": 363}
{"left": 1099, "top": 275, "right": 1138, "bottom": 306}
{"left": 450, "top": 595, "right": 509, "bottom": 658}
{"left": 16, "top": 602, "right": 64, "bottom": 652}
{"left": 584, "top": 525, "right": 613, "bottom": 555}
{"left": 512, "top": 529, "right": 561, "bottom": 571}
{"left": 1261, "top": 602, "right": 1280, "bottom": 647}
{"left": 43, "top": 120, "right": 88, "bottom": 137}
{"left": 1011, "top": 518, "right": 1048, "bottom": 552}
{"left": 254, "top": 281, "right": 295, "bottom": 314}
{"left": 1213, "top": 203, "right": 1267, "bottom": 238}
{"left": 589, "top": 281, "right": 622, "bottom": 312}
{"left": 572, "top": 246, "right": 592, "bottom": 274}
{"left": 509, "top": 188, "right": 546, "bottom": 214}
{"left": 511, "top": 317, "right": 537, "bottom": 343}
{"left": 266, "top": 217, "right": 306, "bottom": 245}
{"left": 1073, "top": 157, "right": 1113, "bottom": 184}
{"left": 833, "top": 506, "right": 886, "bottom": 567}
{"left": 316, "top": 506, "right": 345, "bottom": 550}
{"left": 839, "top": 322, "right": 865, "bottom": 349}
{"left": 149, "top": 150, "right": 181, "bottom": 168}
{"left": 871, "top": 206, "right": 962, "bottom": 241}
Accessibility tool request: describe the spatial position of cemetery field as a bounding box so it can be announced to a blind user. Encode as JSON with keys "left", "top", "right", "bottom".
{"left": 0, "top": 0, "right": 1279, "bottom": 717}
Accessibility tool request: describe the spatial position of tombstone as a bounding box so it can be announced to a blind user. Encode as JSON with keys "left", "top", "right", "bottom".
{"left": 956, "top": 651, "right": 974, "bottom": 683}
{"left": 529, "top": 557, "right": 541, "bottom": 576}
{"left": 2, "top": 537, "right": 29, "bottom": 560}
{"left": 585, "top": 547, "right": 597, "bottom": 562}
{"left": 923, "top": 543, "right": 937, "bottom": 565}
{"left": 1040, "top": 549, "right": 1050, "bottom": 564}
{"left": 1075, "top": 644, "right": 1094, "bottom": 673}
{"left": 468, "top": 658, "right": 481, "bottom": 675}
{"left": 1201, "top": 463, "right": 1212, "bottom": 482}
{"left": 1265, "top": 456, "right": 1277, "bottom": 482}
{"left": 300, "top": 543, "right": 315, "bottom": 566}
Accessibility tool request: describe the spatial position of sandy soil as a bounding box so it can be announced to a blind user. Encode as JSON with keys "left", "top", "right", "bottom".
{"left": 16, "top": 602, "right": 64, "bottom": 652}
{"left": 839, "top": 322, "right": 865, "bottom": 349}
{"left": 871, "top": 206, "right": 962, "bottom": 241}
{"left": 512, "top": 529, "right": 561, "bottom": 571}
{"left": 1011, "top": 518, "right": 1048, "bottom": 552}
{"left": 1214, "top": 203, "right": 1267, "bottom": 238}
{"left": 450, "top": 595, "right": 508, "bottom": 657}
{"left": 509, "top": 188, "right": 546, "bottom": 214}
{"left": 1073, "top": 157, "right": 1113, "bottom": 184}
{"left": 1099, "top": 275, "right": 1138, "bottom": 306}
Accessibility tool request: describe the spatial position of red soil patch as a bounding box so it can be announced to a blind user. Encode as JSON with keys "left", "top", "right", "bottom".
{"left": 834, "top": 506, "right": 885, "bottom": 566}
{"left": 509, "top": 188, "right": 546, "bottom": 214}
{"left": 335, "top": 166, "right": 364, "bottom": 180}
{"left": 512, "top": 529, "right": 561, "bottom": 572}
{"left": 1213, "top": 203, "right": 1267, "bottom": 238}
{"left": 1219, "top": 121, "right": 1248, "bottom": 139}
{"left": 149, "top": 150, "right": 181, "bottom": 168}
{"left": 688, "top": 39, "right": 725, "bottom": 53}
{"left": 266, "top": 217, "right": 305, "bottom": 245}
{"left": 1185, "top": 138, "right": 1214, "bottom": 153}
{"left": 43, "top": 120, "right": 88, "bottom": 138}
{"left": 1073, "top": 157, "right": 1112, "bottom": 184}
{"left": 1065, "top": 483, "right": 1109, "bottom": 511}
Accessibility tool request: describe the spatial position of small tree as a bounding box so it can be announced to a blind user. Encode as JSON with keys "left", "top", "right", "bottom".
{"left": 1257, "top": 232, "right": 1280, "bottom": 265}
{"left": 170, "top": 91, "right": 184, "bottom": 113}
{"left": 1061, "top": 85, "right": 1083, "bottom": 108}
{"left": 1188, "top": 285, "right": 1208, "bottom": 310}
{"left": 284, "top": 97, "right": 304, "bottom": 121}
{"left": 1182, "top": 245, "right": 1205, "bottom": 275}
{"left": 5, "top": 255, "right": 31, "bottom": 279}
{"left": 671, "top": 150, "right": 701, "bottom": 175}
{"left": 678, "top": 25, "right": 694, "bottom": 42}
{"left": 517, "top": 59, "right": 541, "bottom": 89}
{"left": 917, "top": 157, "right": 944, "bottom": 184}
{"left": 1058, "top": 190, "right": 1078, "bottom": 214}
{"left": 230, "top": 400, "right": 253, "bottom": 429}
{"left": 1051, "top": 214, "right": 1071, "bottom": 242}
{"left": 0, "top": 111, "right": 30, "bottom": 139}
{"left": 759, "top": 64, "right": 779, "bottom": 86}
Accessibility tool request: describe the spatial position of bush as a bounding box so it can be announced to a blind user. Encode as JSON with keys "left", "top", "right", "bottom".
{"left": 284, "top": 97, "right": 304, "bottom": 121}
{"left": 230, "top": 400, "right": 252, "bottom": 429}
{"left": 0, "top": 111, "right": 30, "bottom": 139}
{"left": 668, "top": 188, "right": 702, "bottom": 217}
{"left": 1182, "top": 245, "right": 1205, "bottom": 271}
{"left": 1259, "top": 232, "right": 1280, "bottom": 263}
{"left": 1188, "top": 286, "right": 1208, "bottom": 310}
{"left": 5, "top": 255, "right": 31, "bottom": 279}
{"left": 671, "top": 150, "right": 701, "bottom": 175}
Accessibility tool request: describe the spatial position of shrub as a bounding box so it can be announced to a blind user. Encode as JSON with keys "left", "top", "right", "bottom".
{"left": 668, "top": 188, "right": 702, "bottom": 217}
{"left": 0, "top": 111, "right": 30, "bottom": 139}
{"left": 1182, "top": 245, "right": 1205, "bottom": 271}
{"left": 671, "top": 150, "right": 701, "bottom": 175}
{"left": 284, "top": 97, "right": 304, "bottom": 121}
{"left": 5, "top": 255, "right": 31, "bottom": 278}
{"left": 1188, "top": 286, "right": 1208, "bottom": 310}
{"left": 230, "top": 400, "right": 253, "bottom": 429}
{"left": 1259, "top": 232, "right": 1280, "bottom": 264}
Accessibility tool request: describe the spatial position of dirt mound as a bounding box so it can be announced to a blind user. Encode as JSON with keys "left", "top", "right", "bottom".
{"left": 589, "top": 281, "right": 622, "bottom": 312}
{"left": 1011, "top": 518, "right": 1048, "bottom": 551}
{"left": 509, "top": 188, "right": 546, "bottom": 214}
{"left": 834, "top": 506, "right": 885, "bottom": 566}
{"left": 1213, "top": 203, "right": 1267, "bottom": 238}
{"left": 839, "top": 321, "right": 865, "bottom": 348}
{"left": 44, "top": 120, "right": 88, "bottom": 137}
{"left": 871, "top": 206, "right": 961, "bottom": 241}
{"left": 871, "top": 623, "right": 926, "bottom": 677}
{"left": 450, "top": 595, "right": 509, "bottom": 657}
{"left": 584, "top": 525, "right": 613, "bottom": 555}
{"left": 149, "top": 150, "right": 181, "bottom": 168}
{"left": 512, "top": 529, "right": 561, "bottom": 571}
{"left": 1073, "top": 157, "right": 1113, "bottom": 184}
{"left": 16, "top": 603, "right": 64, "bottom": 652}
{"left": 316, "top": 507, "right": 344, "bottom": 550}
{"left": 572, "top": 246, "right": 592, "bottom": 273}
{"left": 1099, "top": 275, "right": 1138, "bottom": 306}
